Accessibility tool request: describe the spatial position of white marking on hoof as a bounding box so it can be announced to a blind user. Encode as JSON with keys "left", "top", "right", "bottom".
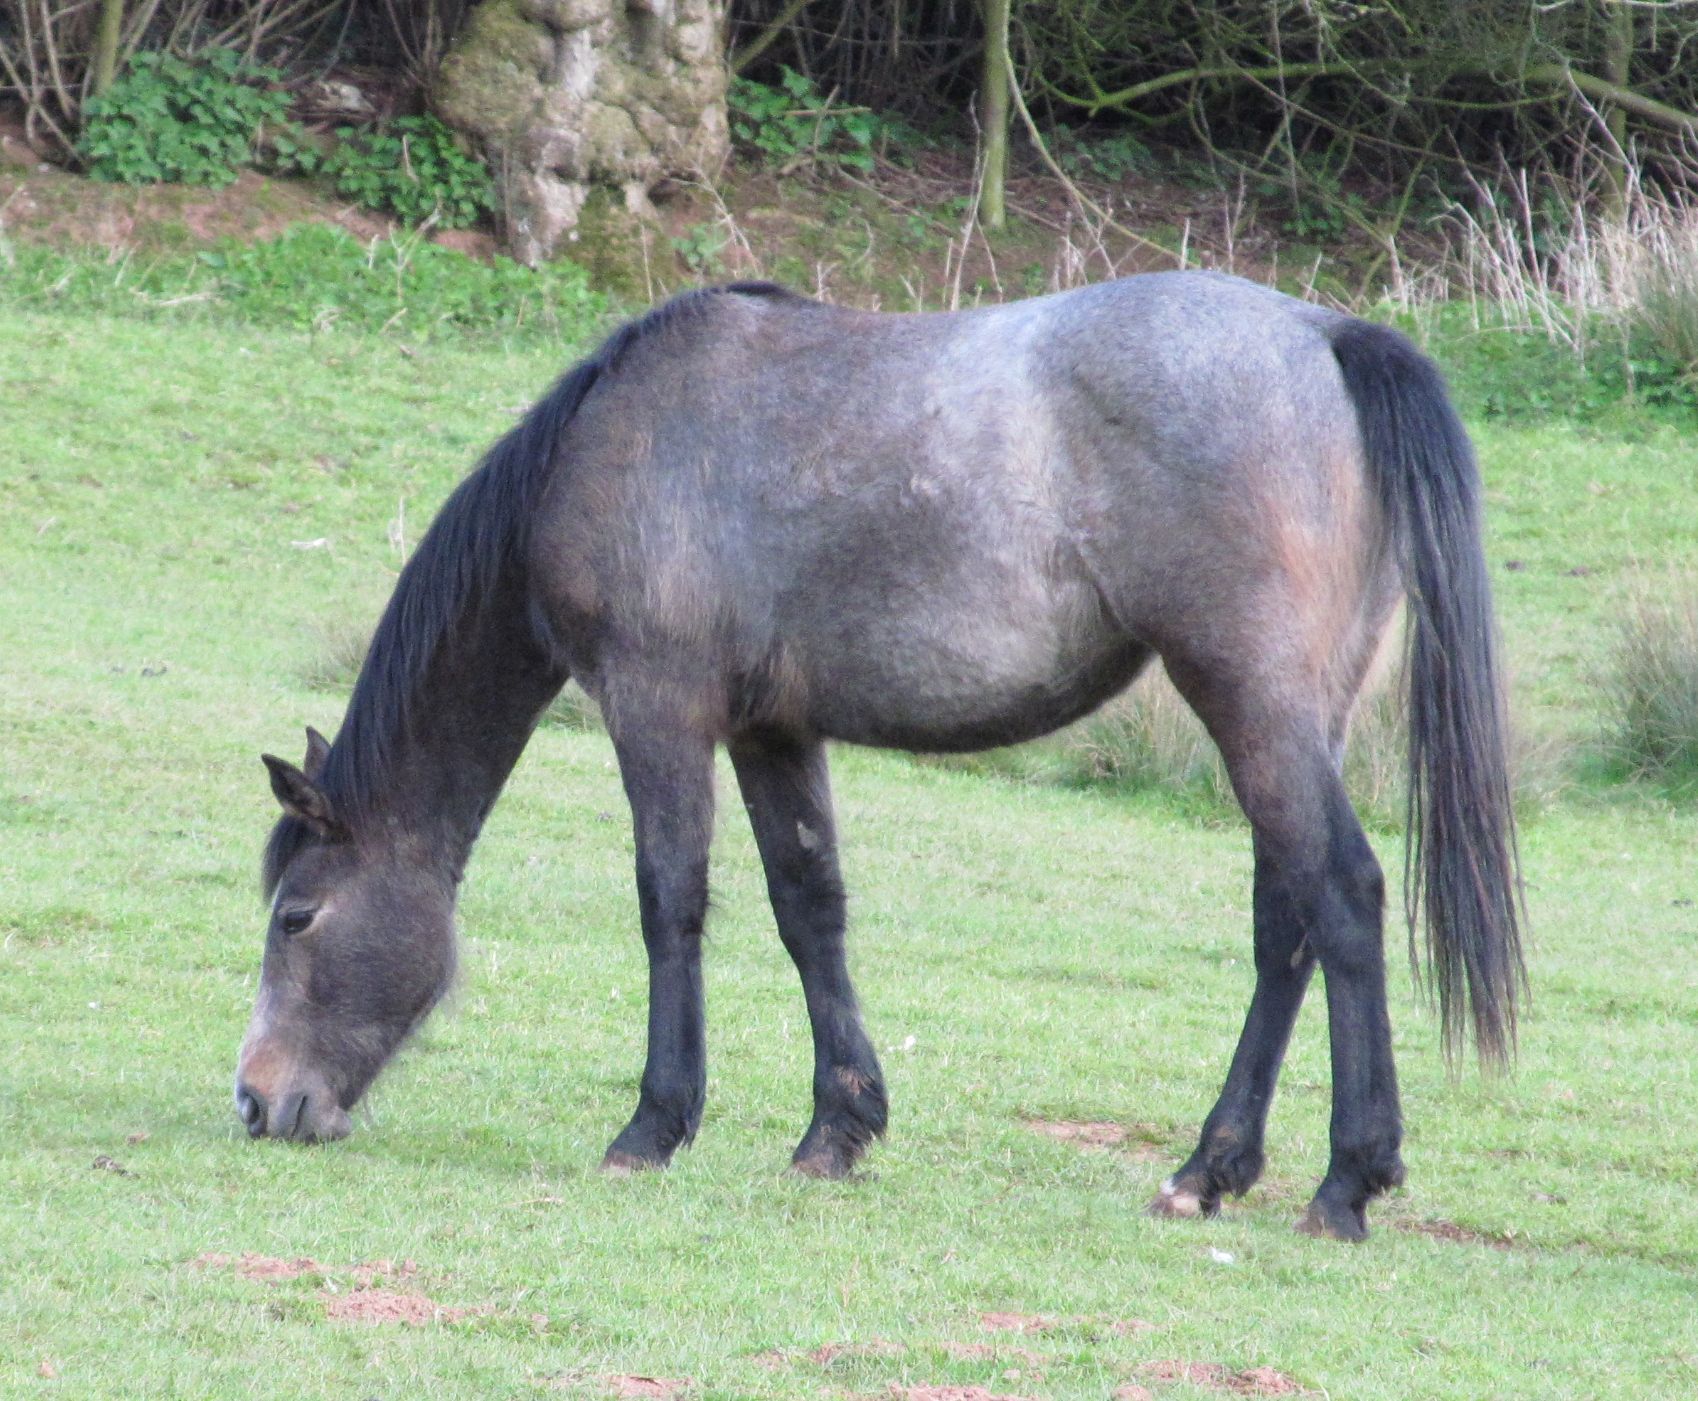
{"left": 1151, "top": 1178, "right": 1204, "bottom": 1218}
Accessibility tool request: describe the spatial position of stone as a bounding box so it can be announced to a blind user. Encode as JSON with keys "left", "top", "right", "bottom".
{"left": 435, "top": 0, "right": 728, "bottom": 265}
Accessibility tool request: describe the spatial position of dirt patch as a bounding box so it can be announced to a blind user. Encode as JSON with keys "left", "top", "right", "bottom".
{"left": 191, "top": 1253, "right": 489, "bottom": 1326}
{"left": 979, "top": 1312, "right": 1056, "bottom": 1335}
{"left": 190, "top": 1252, "right": 424, "bottom": 1283}
{"left": 1024, "top": 1118, "right": 1130, "bottom": 1148}
{"left": 889, "top": 1388, "right": 1035, "bottom": 1401}
{"left": 1393, "top": 1218, "right": 1521, "bottom": 1250}
{"left": 321, "top": 1287, "right": 448, "bottom": 1326}
{"left": 758, "top": 1340, "right": 907, "bottom": 1369}
{"left": 1140, "top": 1361, "right": 1307, "bottom": 1395}
{"left": 349, "top": 1258, "right": 421, "bottom": 1285}
{"left": 942, "top": 1342, "right": 1043, "bottom": 1367}
{"left": 597, "top": 1377, "right": 694, "bottom": 1399}
{"left": 538, "top": 1372, "right": 693, "bottom": 1396}
{"left": 1022, "top": 1118, "right": 1172, "bottom": 1162}
{"left": 190, "top": 1251, "right": 323, "bottom": 1281}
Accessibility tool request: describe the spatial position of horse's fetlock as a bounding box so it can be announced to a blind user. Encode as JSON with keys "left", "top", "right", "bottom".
{"left": 1330, "top": 1131, "right": 1405, "bottom": 1197}
{"left": 1215, "top": 1146, "right": 1267, "bottom": 1198}
{"left": 823, "top": 1061, "right": 888, "bottom": 1133}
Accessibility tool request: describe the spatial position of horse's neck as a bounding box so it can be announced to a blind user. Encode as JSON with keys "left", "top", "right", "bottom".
{"left": 371, "top": 590, "right": 564, "bottom": 881}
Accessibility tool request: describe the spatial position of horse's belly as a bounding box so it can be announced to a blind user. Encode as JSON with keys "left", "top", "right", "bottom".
{"left": 798, "top": 585, "right": 1147, "bottom": 752}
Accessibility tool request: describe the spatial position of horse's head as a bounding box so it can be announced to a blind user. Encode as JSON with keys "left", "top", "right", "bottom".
{"left": 235, "top": 729, "right": 456, "bottom": 1142}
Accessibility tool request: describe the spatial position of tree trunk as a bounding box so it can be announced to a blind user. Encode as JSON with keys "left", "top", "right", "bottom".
{"left": 434, "top": 0, "right": 730, "bottom": 266}
{"left": 978, "top": 0, "right": 1010, "bottom": 230}
{"left": 1601, "top": 0, "right": 1633, "bottom": 215}
{"left": 90, "top": 0, "right": 126, "bottom": 98}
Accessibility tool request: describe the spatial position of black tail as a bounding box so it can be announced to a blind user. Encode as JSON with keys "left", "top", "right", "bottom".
{"left": 1329, "top": 318, "right": 1526, "bottom": 1065}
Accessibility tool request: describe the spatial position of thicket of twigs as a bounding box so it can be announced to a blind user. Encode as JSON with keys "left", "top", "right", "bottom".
{"left": 0, "top": 0, "right": 463, "bottom": 153}
{"left": 9, "top": 3, "right": 1698, "bottom": 184}
{"left": 733, "top": 4, "right": 1698, "bottom": 160}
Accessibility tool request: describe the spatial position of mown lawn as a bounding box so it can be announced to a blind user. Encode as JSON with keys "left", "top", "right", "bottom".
{"left": 2, "top": 309, "right": 1696, "bottom": 1399}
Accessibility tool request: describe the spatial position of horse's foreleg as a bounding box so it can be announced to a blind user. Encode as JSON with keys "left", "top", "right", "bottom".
{"left": 730, "top": 734, "right": 887, "bottom": 1177}
{"left": 601, "top": 712, "right": 716, "bottom": 1173}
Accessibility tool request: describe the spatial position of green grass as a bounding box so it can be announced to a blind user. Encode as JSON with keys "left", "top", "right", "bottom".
{"left": 3, "top": 307, "right": 1698, "bottom": 1400}
{"left": 0, "top": 226, "right": 606, "bottom": 344}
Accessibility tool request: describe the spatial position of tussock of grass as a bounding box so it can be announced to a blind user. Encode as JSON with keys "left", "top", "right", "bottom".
{"left": 1633, "top": 251, "right": 1698, "bottom": 391}
{"left": 541, "top": 682, "right": 603, "bottom": 732}
{"left": 1064, "top": 672, "right": 1230, "bottom": 804}
{"left": 1602, "top": 573, "right": 1698, "bottom": 790}
{"left": 300, "top": 621, "right": 371, "bottom": 694}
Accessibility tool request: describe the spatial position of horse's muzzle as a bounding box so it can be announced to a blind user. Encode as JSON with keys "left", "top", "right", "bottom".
{"left": 234, "top": 1080, "right": 350, "bottom": 1142}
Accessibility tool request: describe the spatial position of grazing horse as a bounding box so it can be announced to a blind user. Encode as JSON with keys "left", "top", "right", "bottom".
{"left": 238, "top": 273, "right": 1523, "bottom": 1241}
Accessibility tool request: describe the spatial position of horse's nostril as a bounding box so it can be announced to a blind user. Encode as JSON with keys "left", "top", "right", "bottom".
{"left": 273, "top": 1091, "right": 308, "bottom": 1141}
{"left": 236, "top": 1084, "right": 266, "bottom": 1137}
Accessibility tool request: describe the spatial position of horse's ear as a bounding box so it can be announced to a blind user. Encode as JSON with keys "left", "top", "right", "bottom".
{"left": 262, "top": 753, "right": 344, "bottom": 839}
{"left": 303, "top": 726, "right": 331, "bottom": 780}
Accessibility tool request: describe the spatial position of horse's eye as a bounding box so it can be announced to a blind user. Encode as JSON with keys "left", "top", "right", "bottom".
{"left": 279, "top": 909, "right": 315, "bottom": 937}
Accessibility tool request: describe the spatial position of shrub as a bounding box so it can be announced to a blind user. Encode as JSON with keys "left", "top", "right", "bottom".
{"left": 728, "top": 67, "right": 909, "bottom": 173}
{"left": 1603, "top": 575, "right": 1698, "bottom": 790}
{"left": 78, "top": 49, "right": 293, "bottom": 187}
{"left": 323, "top": 116, "right": 497, "bottom": 229}
{"left": 1051, "top": 128, "right": 1155, "bottom": 184}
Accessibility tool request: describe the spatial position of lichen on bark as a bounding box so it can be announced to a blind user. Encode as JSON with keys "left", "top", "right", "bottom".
{"left": 435, "top": 0, "right": 728, "bottom": 265}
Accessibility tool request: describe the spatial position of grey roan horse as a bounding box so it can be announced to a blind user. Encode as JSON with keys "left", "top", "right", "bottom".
{"left": 240, "top": 273, "right": 1523, "bottom": 1241}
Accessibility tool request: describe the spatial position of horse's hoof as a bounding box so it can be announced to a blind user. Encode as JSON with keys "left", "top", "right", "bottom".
{"left": 1147, "top": 1178, "right": 1211, "bottom": 1219}
{"left": 791, "top": 1130, "right": 859, "bottom": 1179}
{"left": 600, "top": 1148, "right": 657, "bottom": 1176}
{"left": 791, "top": 1117, "right": 874, "bottom": 1180}
{"left": 1294, "top": 1200, "right": 1369, "bottom": 1242}
{"left": 792, "top": 1147, "right": 856, "bottom": 1180}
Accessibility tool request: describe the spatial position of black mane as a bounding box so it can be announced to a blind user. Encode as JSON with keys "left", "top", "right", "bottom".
{"left": 263, "top": 282, "right": 799, "bottom": 895}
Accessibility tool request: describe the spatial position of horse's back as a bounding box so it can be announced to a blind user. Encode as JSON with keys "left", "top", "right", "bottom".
{"left": 537, "top": 275, "right": 1395, "bottom": 747}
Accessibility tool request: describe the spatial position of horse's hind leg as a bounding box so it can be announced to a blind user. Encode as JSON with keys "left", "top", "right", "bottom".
{"left": 1150, "top": 669, "right": 1404, "bottom": 1241}
{"left": 600, "top": 699, "right": 717, "bottom": 1173}
{"left": 730, "top": 733, "right": 887, "bottom": 1177}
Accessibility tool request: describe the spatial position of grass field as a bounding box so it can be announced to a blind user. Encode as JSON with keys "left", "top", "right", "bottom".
{"left": 3, "top": 307, "right": 1697, "bottom": 1400}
